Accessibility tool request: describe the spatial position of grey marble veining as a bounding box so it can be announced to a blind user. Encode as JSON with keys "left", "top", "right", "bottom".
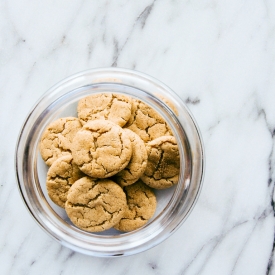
{"left": 0, "top": 0, "right": 275, "bottom": 274}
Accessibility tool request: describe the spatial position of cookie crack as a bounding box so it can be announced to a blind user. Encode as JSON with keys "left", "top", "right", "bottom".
{"left": 116, "top": 96, "right": 130, "bottom": 103}
{"left": 103, "top": 93, "right": 115, "bottom": 120}
{"left": 49, "top": 175, "right": 70, "bottom": 183}
{"left": 102, "top": 199, "right": 124, "bottom": 215}
{"left": 146, "top": 111, "right": 158, "bottom": 122}
{"left": 48, "top": 127, "right": 63, "bottom": 135}
{"left": 44, "top": 154, "right": 54, "bottom": 162}
{"left": 131, "top": 208, "right": 146, "bottom": 221}
{"left": 152, "top": 148, "right": 164, "bottom": 180}
{"left": 86, "top": 192, "right": 105, "bottom": 205}
{"left": 95, "top": 219, "right": 111, "bottom": 228}
{"left": 70, "top": 201, "right": 116, "bottom": 219}
{"left": 126, "top": 101, "right": 139, "bottom": 127}
{"left": 142, "top": 190, "right": 151, "bottom": 200}
{"left": 61, "top": 121, "right": 70, "bottom": 137}
{"left": 80, "top": 215, "right": 110, "bottom": 229}
{"left": 142, "top": 107, "right": 171, "bottom": 135}
{"left": 132, "top": 105, "right": 139, "bottom": 124}
{"left": 70, "top": 202, "right": 94, "bottom": 209}
{"left": 124, "top": 167, "right": 133, "bottom": 176}
{"left": 118, "top": 132, "right": 124, "bottom": 159}
{"left": 100, "top": 163, "right": 109, "bottom": 173}
{"left": 151, "top": 176, "right": 175, "bottom": 183}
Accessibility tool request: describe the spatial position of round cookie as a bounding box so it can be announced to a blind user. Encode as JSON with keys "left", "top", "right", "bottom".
{"left": 114, "top": 129, "right": 148, "bottom": 186}
{"left": 114, "top": 180, "right": 156, "bottom": 232}
{"left": 141, "top": 136, "right": 180, "bottom": 189}
{"left": 40, "top": 117, "right": 82, "bottom": 166}
{"left": 77, "top": 93, "right": 132, "bottom": 127}
{"left": 46, "top": 154, "right": 84, "bottom": 208}
{"left": 124, "top": 99, "right": 173, "bottom": 142}
{"left": 65, "top": 177, "right": 127, "bottom": 232}
{"left": 71, "top": 120, "right": 132, "bottom": 178}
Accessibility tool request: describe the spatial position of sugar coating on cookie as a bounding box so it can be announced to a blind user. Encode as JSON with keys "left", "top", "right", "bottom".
{"left": 114, "top": 180, "right": 156, "bottom": 232}
{"left": 65, "top": 177, "right": 127, "bottom": 232}
{"left": 71, "top": 120, "right": 132, "bottom": 178}
{"left": 46, "top": 154, "right": 84, "bottom": 208}
{"left": 77, "top": 93, "right": 132, "bottom": 127}
{"left": 114, "top": 129, "right": 148, "bottom": 186}
{"left": 124, "top": 99, "right": 173, "bottom": 142}
{"left": 40, "top": 117, "right": 82, "bottom": 166}
{"left": 141, "top": 136, "right": 180, "bottom": 189}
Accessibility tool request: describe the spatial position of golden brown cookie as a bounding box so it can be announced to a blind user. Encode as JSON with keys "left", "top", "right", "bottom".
{"left": 46, "top": 154, "right": 84, "bottom": 208}
{"left": 77, "top": 93, "right": 132, "bottom": 127}
{"left": 114, "top": 180, "right": 156, "bottom": 232}
{"left": 141, "top": 136, "right": 180, "bottom": 189}
{"left": 124, "top": 99, "right": 173, "bottom": 142}
{"left": 114, "top": 129, "right": 148, "bottom": 186}
{"left": 39, "top": 117, "right": 82, "bottom": 166}
{"left": 65, "top": 177, "right": 127, "bottom": 232}
{"left": 71, "top": 120, "right": 132, "bottom": 178}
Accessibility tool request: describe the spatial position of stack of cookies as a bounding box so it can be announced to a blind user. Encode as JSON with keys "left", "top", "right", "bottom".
{"left": 40, "top": 93, "right": 180, "bottom": 233}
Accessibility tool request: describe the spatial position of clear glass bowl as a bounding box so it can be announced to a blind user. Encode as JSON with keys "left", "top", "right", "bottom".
{"left": 15, "top": 68, "right": 204, "bottom": 257}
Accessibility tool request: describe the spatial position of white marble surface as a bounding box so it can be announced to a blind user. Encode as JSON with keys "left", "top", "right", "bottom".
{"left": 0, "top": 0, "right": 275, "bottom": 274}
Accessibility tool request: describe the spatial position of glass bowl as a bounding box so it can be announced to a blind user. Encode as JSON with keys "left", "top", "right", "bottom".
{"left": 15, "top": 68, "right": 204, "bottom": 257}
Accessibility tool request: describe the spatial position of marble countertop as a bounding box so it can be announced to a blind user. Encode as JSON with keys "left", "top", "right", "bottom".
{"left": 1, "top": 0, "right": 275, "bottom": 274}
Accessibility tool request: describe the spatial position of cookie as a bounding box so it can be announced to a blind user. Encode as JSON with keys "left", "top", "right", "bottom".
{"left": 114, "top": 129, "right": 148, "bottom": 186}
{"left": 114, "top": 180, "right": 156, "bottom": 232}
{"left": 141, "top": 136, "right": 180, "bottom": 189}
{"left": 77, "top": 93, "right": 132, "bottom": 127}
{"left": 124, "top": 99, "right": 173, "bottom": 142}
{"left": 40, "top": 117, "right": 82, "bottom": 166}
{"left": 46, "top": 154, "right": 84, "bottom": 208}
{"left": 71, "top": 120, "right": 132, "bottom": 178}
{"left": 65, "top": 177, "right": 127, "bottom": 232}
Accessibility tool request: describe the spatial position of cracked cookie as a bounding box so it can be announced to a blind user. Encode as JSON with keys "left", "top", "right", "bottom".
{"left": 124, "top": 99, "right": 173, "bottom": 142}
{"left": 71, "top": 120, "right": 132, "bottom": 178}
{"left": 46, "top": 154, "right": 84, "bottom": 208}
{"left": 141, "top": 136, "right": 180, "bottom": 189}
{"left": 114, "top": 129, "right": 148, "bottom": 186}
{"left": 77, "top": 93, "right": 132, "bottom": 127}
{"left": 114, "top": 180, "right": 156, "bottom": 232}
{"left": 65, "top": 177, "right": 127, "bottom": 232}
{"left": 40, "top": 117, "right": 82, "bottom": 166}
